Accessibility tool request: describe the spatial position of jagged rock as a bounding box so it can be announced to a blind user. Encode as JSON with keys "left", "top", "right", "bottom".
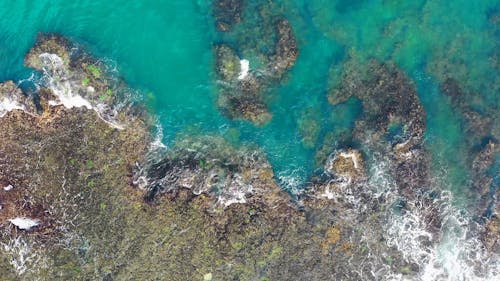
{"left": 138, "top": 135, "right": 285, "bottom": 208}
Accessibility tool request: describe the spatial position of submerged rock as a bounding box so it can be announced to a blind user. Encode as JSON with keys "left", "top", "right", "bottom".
{"left": 329, "top": 59, "right": 428, "bottom": 194}
{"left": 270, "top": 19, "right": 299, "bottom": 76}
{"left": 213, "top": 3, "right": 299, "bottom": 125}
{"left": 441, "top": 78, "right": 499, "bottom": 219}
{"left": 213, "top": 0, "right": 244, "bottom": 32}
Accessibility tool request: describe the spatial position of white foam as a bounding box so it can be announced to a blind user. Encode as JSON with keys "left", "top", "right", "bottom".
{"left": 48, "top": 93, "right": 92, "bottom": 109}
{"left": 320, "top": 182, "right": 336, "bottom": 199}
{"left": 3, "top": 184, "right": 13, "bottom": 191}
{"left": 1, "top": 237, "right": 35, "bottom": 275}
{"left": 36, "top": 52, "right": 133, "bottom": 131}
{"left": 8, "top": 217, "right": 40, "bottom": 230}
{"left": 0, "top": 97, "right": 25, "bottom": 117}
{"left": 238, "top": 59, "right": 250, "bottom": 80}
{"left": 39, "top": 53, "right": 93, "bottom": 110}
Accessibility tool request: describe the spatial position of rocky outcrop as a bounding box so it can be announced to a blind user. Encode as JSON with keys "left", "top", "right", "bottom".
{"left": 329, "top": 60, "right": 428, "bottom": 195}
{"left": 213, "top": 2, "right": 299, "bottom": 125}
{"left": 270, "top": 19, "right": 299, "bottom": 75}
{"left": 0, "top": 81, "right": 36, "bottom": 117}
{"left": 136, "top": 135, "right": 287, "bottom": 208}
{"left": 24, "top": 33, "right": 144, "bottom": 127}
{"left": 214, "top": 44, "right": 271, "bottom": 125}
{"left": 325, "top": 149, "right": 365, "bottom": 183}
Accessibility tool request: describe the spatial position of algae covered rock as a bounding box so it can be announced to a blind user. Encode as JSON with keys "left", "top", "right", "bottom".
{"left": 215, "top": 44, "right": 241, "bottom": 81}
{"left": 25, "top": 34, "right": 71, "bottom": 70}
{"left": 24, "top": 33, "right": 140, "bottom": 127}
{"left": 137, "top": 135, "right": 284, "bottom": 208}
{"left": 214, "top": 44, "right": 272, "bottom": 125}
{"left": 212, "top": 2, "right": 299, "bottom": 126}
{"left": 213, "top": 0, "right": 244, "bottom": 32}
{"left": 270, "top": 18, "right": 299, "bottom": 75}
{"left": 329, "top": 59, "right": 429, "bottom": 195}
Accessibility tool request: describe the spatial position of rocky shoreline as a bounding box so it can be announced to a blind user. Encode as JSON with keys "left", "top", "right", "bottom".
{"left": 0, "top": 12, "right": 497, "bottom": 281}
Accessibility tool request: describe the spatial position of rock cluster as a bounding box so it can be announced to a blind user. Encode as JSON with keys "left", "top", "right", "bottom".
{"left": 213, "top": 1, "right": 299, "bottom": 125}
{"left": 329, "top": 60, "right": 429, "bottom": 195}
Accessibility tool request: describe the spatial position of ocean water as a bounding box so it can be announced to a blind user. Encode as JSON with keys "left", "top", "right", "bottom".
{"left": 0, "top": 0, "right": 498, "bottom": 278}
{"left": 0, "top": 0, "right": 497, "bottom": 195}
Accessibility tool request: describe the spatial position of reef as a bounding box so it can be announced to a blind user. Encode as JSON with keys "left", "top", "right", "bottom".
{"left": 329, "top": 59, "right": 428, "bottom": 196}
{"left": 213, "top": 1, "right": 298, "bottom": 125}
{"left": 1, "top": 33, "right": 498, "bottom": 280}
{"left": 441, "top": 78, "right": 499, "bottom": 220}
{"left": 0, "top": 34, "right": 417, "bottom": 281}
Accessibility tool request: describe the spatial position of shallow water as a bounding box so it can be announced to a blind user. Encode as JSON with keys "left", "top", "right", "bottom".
{"left": 1, "top": 0, "right": 497, "bottom": 195}
{"left": 0, "top": 0, "right": 498, "bottom": 279}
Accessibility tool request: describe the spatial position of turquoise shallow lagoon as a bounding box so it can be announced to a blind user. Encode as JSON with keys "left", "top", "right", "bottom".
{"left": 0, "top": 0, "right": 498, "bottom": 208}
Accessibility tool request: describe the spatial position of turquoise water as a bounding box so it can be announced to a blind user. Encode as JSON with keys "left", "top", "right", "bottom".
{"left": 0, "top": 0, "right": 498, "bottom": 197}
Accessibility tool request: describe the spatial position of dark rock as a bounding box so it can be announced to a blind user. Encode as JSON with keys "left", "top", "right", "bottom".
{"left": 213, "top": 0, "right": 244, "bottom": 32}
{"left": 270, "top": 19, "right": 299, "bottom": 76}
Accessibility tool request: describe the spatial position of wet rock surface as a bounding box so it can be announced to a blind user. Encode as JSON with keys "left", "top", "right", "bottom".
{"left": 24, "top": 33, "right": 145, "bottom": 127}
{"left": 137, "top": 135, "right": 285, "bottom": 208}
{"left": 0, "top": 81, "right": 37, "bottom": 116}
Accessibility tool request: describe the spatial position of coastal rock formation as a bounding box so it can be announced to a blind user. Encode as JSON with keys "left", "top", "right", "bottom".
{"left": 24, "top": 33, "right": 141, "bottom": 127}
{"left": 214, "top": 44, "right": 271, "bottom": 125}
{"left": 270, "top": 19, "right": 299, "bottom": 76}
{"left": 329, "top": 60, "right": 428, "bottom": 194}
{"left": 325, "top": 149, "right": 366, "bottom": 183}
{"left": 1, "top": 33, "right": 497, "bottom": 281}
{"left": 213, "top": 1, "right": 299, "bottom": 125}
{"left": 0, "top": 34, "right": 417, "bottom": 281}
{"left": 441, "top": 78, "right": 499, "bottom": 219}
{"left": 137, "top": 135, "right": 287, "bottom": 208}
